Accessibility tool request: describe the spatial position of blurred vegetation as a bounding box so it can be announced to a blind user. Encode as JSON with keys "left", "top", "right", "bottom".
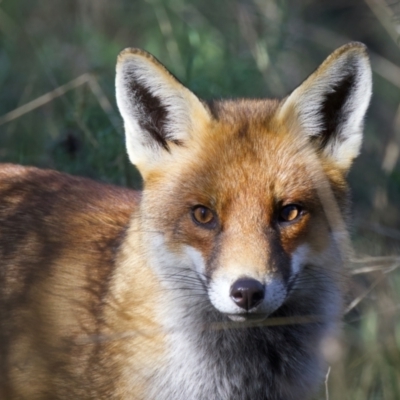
{"left": 0, "top": 0, "right": 399, "bottom": 399}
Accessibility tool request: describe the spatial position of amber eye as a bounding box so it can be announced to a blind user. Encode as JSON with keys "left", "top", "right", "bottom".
{"left": 279, "top": 204, "right": 302, "bottom": 223}
{"left": 192, "top": 206, "right": 216, "bottom": 228}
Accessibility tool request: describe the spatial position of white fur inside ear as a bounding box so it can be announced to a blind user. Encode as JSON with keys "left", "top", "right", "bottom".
{"left": 115, "top": 50, "right": 209, "bottom": 169}
{"left": 279, "top": 44, "right": 372, "bottom": 170}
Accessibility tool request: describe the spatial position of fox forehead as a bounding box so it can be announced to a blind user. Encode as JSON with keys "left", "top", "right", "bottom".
{"left": 145, "top": 98, "right": 346, "bottom": 211}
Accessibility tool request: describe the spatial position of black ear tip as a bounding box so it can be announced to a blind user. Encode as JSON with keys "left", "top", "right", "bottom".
{"left": 118, "top": 47, "right": 142, "bottom": 62}
{"left": 342, "top": 41, "right": 367, "bottom": 51}
{"left": 117, "top": 48, "right": 160, "bottom": 66}
{"left": 332, "top": 42, "right": 369, "bottom": 64}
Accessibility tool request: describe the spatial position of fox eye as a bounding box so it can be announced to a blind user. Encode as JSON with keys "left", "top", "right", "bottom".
{"left": 192, "top": 206, "right": 216, "bottom": 228}
{"left": 279, "top": 204, "right": 302, "bottom": 223}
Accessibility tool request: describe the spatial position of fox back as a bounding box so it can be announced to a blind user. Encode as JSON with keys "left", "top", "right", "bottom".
{"left": 0, "top": 43, "right": 372, "bottom": 400}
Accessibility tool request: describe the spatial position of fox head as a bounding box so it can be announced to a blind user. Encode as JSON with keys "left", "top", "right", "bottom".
{"left": 116, "top": 44, "right": 372, "bottom": 322}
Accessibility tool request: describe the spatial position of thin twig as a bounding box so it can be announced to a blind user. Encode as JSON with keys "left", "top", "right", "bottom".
{"left": 363, "top": 222, "right": 400, "bottom": 241}
{"left": 210, "top": 314, "right": 324, "bottom": 331}
{"left": 351, "top": 263, "right": 400, "bottom": 274}
{"left": 0, "top": 73, "right": 92, "bottom": 126}
{"left": 345, "top": 274, "right": 387, "bottom": 314}
{"left": 87, "top": 76, "right": 122, "bottom": 135}
{"left": 325, "top": 366, "right": 331, "bottom": 400}
{"left": 238, "top": 2, "right": 284, "bottom": 95}
{"left": 351, "top": 255, "right": 400, "bottom": 264}
{"left": 149, "top": 0, "right": 185, "bottom": 79}
{"left": 300, "top": 24, "right": 400, "bottom": 89}
{"left": 381, "top": 103, "right": 400, "bottom": 173}
{"left": 363, "top": 0, "right": 400, "bottom": 46}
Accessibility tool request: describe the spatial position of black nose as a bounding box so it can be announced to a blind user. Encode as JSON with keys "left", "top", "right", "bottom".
{"left": 230, "top": 278, "right": 265, "bottom": 311}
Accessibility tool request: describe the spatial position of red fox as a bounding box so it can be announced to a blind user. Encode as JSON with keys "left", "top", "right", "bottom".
{"left": 0, "top": 42, "right": 371, "bottom": 399}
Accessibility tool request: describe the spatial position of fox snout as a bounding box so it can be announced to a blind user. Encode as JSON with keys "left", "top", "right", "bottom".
{"left": 230, "top": 278, "right": 265, "bottom": 311}
{"left": 207, "top": 267, "right": 290, "bottom": 320}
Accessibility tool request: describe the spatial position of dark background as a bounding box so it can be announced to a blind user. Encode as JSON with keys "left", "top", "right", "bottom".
{"left": 0, "top": 1, "right": 399, "bottom": 398}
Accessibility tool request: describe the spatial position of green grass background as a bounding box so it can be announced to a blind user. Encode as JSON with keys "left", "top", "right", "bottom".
{"left": 0, "top": 0, "right": 399, "bottom": 398}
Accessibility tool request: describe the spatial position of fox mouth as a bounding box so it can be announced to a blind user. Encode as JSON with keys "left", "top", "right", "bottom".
{"left": 226, "top": 312, "right": 269, "bottom": 323}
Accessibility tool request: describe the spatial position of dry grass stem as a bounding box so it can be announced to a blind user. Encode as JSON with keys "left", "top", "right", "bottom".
{"left": 363, "top": 0, "right": 400, "bottom": 46}
{"left": 87, "top": 76, "right": 122, "bottom": 134}
{"left": 325, "top": 366, "right": 331, "bottom": 400}
{"left": 345, "top": 274, "right": 388, "bottom": 314}
{"left": 0, "top": 73, "right": 92, "bottom": 126}
{"left": 303, "top": 24, "right": 400, "bottom": 89}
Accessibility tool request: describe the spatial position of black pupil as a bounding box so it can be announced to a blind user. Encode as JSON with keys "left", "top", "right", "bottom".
{"left": 200, "top": 207, "right": 208, "bottom": 221}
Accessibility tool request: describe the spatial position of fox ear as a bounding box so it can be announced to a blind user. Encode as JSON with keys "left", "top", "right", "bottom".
{"left": 116, "top": 48, "right": 211, "bottom": 173}
{"left": 278, "top": 42, "right": 372, "bottom": 171}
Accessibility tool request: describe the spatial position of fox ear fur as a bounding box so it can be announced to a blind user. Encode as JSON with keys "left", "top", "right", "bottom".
{"left": 116, "top": 48, "right": 211, "bottom": 172}
{"left": 278, "top": 42, "right": 372, "bottom": 170}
